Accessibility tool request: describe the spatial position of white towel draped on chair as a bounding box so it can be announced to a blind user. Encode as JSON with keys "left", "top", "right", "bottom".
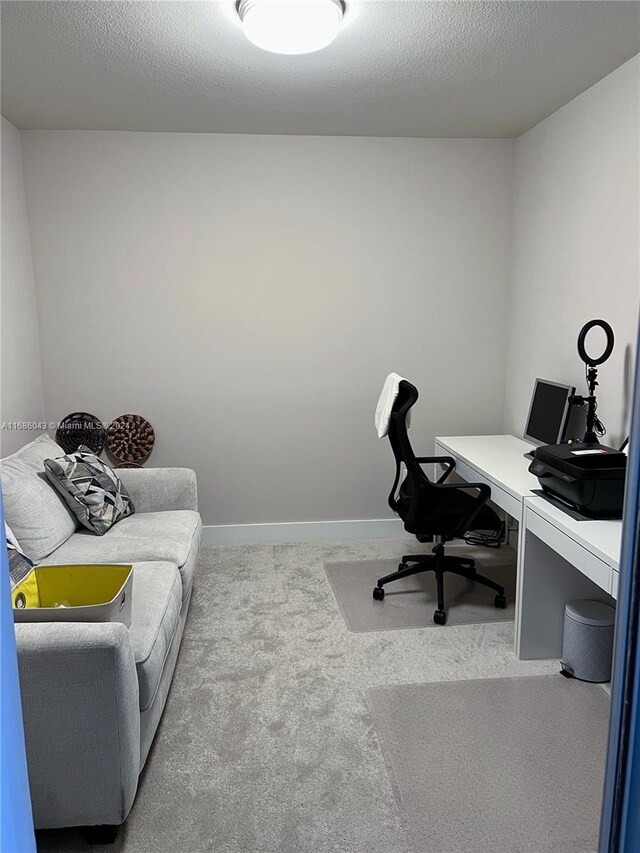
{"left": 375, "top": 373, "right": 411, "bottom": 438}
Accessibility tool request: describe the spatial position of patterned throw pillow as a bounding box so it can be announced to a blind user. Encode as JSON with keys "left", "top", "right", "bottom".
{"left": 44, "top": 446, "right": 135, "bottom": 536}
{"left": 5, "top": 522, "right": 35, "bottom": 588}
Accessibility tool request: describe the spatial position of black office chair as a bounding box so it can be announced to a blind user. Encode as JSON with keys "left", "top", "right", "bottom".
{"left": 373, "top": 379, "right": 507, "bottom": 625}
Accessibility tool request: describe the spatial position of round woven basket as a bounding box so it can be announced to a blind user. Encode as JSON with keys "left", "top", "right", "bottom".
{"left": 106, "top": 414, "right": 155, "bottom": 465}
{"left": 56, "top": 412, "right": 106, "bottom": 455}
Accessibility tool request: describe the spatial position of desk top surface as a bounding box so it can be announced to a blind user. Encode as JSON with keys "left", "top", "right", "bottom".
{"left": 525, "top": 495, "right": 622, "bottom": 570}
{"left": 435, "top": 434, "right": 624, "bottom": 570}
{"left": 434, "top": 434, "right": 539, "bottom": 501}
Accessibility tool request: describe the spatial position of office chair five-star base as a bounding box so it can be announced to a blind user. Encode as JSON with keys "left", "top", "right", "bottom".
{"left": 372, "top": 543, "right": 507, "bottom": 625}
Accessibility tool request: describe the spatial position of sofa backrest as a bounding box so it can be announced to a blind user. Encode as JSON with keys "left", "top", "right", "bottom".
{"left": 1, "top": 434, "right": 78, "bottom": 561}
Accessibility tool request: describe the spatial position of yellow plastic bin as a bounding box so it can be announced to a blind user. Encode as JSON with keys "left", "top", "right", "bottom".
{"left": 12, "top": 564, "right": 133, "bottom": 627}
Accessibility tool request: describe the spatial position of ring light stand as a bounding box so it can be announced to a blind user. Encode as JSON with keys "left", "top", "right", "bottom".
{"left": 571, "top": 319, "right": 615, "bottom": 445}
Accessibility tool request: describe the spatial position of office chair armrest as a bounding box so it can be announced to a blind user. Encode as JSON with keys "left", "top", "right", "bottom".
{"left": 415, "top": 455, "right": 456, "bottom": 484}
{"left": 437, "top": 480, "right": 491, "bottom": 499}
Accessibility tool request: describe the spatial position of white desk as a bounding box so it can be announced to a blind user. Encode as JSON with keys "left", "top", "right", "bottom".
{"left": 434, "top": 435, "right": 538, "bottom": 523}
{"left": 434, "top": 434, "right": 622, "bottom": 660}
{"left": 518, "top": 495, "right": 620, "bottom": 659}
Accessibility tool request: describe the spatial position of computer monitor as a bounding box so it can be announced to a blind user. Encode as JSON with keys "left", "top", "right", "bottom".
{"left": 524, "top": 379, "right": 575, "bottom": 447}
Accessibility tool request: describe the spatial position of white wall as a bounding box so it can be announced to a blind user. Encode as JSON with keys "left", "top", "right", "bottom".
{"left": 20, "top": 132, "right": 514, "bottom": 525}
{"left": 0, "top": 117, "right": 45, "bottom": 455}
{"left": 504, "top": 55, "right": 640, "bottom": 448}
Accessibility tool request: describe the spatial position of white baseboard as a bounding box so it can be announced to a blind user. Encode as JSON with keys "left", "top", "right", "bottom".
{"left": 202, "top": 518, "right": 409, "bottom": 546}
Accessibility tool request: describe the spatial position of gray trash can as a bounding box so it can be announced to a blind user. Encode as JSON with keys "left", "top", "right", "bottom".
{"left": 560, "top": 600, "right": 615, "bottom": 683}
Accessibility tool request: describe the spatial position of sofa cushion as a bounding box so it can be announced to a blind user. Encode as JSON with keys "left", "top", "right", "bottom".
{"left": 127, "top": 562, "right": 182, "bottom": 712}
{"left": 1, "top": 434, "right": 78, "bottom": 561}
{"left": 44, "top": 446, "right": 135, "bottom": 535}
{"left": 39, "top": 510, "right": 202, "bottom": 600}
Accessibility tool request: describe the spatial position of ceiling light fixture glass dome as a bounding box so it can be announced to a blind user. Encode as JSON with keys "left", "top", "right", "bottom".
{"left": 237, "top": 0, "right": 345, "bottom": 55}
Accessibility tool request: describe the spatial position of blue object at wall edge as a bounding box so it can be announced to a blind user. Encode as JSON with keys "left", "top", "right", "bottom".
{"left": 599, "top": 322, "right": 640, "bottom": 852}
{"left": 0, "top": 489, "right": 36, "bottom": 852}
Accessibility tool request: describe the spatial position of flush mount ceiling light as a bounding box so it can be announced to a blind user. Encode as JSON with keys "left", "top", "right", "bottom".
{"left": 237, "top": 0, "right": 345, "bottom": 55}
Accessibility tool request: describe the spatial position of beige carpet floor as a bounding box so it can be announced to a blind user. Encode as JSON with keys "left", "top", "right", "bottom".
{"left": 35, "top": 539, "right": 567, "bottom": 853}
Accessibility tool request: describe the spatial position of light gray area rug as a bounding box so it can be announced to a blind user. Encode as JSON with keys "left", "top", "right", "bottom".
{"left": 368, "top": 676, "right": 609, "bottom": 853}
{"left": 35, "top": 541, "right": 559, "bottom": 853}
{"left": 326, "top": 546, "right": 517, "bottom": 631}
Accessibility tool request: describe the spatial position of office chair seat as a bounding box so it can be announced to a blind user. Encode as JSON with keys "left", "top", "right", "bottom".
{"left": 374, "top": 378, "right": 506, "bottom": 625}
{"left": 397, "top": 479, "right": 501, "bottom": 539}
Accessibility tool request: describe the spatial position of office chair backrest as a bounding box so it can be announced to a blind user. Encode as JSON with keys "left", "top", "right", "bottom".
{"left": 386, "top": 380, "right": 434, "bottom": 532}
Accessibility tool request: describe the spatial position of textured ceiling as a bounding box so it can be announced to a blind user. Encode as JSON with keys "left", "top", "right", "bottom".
{"left": 2, "top": 1, "right": 639, "bottom": 137}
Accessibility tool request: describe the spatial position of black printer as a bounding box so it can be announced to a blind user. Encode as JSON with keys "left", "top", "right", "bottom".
{"left": 528, "top": 442, "right": 627, "bottom": 518}
{"left": 528, "top": 318, "right": 627, "bottom": 519}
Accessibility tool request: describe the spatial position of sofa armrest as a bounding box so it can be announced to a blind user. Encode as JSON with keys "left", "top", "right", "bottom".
{"left": 16, "top": 621, "right": 140, "bottom": 829}
{"left": 116, "top": 467, "right": 198, "bottom": 513}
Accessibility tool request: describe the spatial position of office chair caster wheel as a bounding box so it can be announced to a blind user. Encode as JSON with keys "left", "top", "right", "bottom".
{"left": 433, "top": 609, "right": 447, "bottom": 625}
{"left": 494, "top": 594, "right": 507, "bottom": 609}
{"left": 372, "top": 586, "right": 385, "bottom": 601}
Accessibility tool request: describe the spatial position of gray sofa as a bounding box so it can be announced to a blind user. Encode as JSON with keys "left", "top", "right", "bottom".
{"left": 2, "top": 434, "right": 202, "bottom": 834}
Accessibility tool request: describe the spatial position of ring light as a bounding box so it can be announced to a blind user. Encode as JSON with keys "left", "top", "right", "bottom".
{"left": 577, "top": 319, "right": 615, "bottom": 366}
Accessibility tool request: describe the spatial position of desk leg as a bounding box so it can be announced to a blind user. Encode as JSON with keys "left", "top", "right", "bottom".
{"left": 513, "top": 507, "right": 525, "bottom": 657}
{"left": 516, "top": 524, "right": 613, "bottom": 661}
